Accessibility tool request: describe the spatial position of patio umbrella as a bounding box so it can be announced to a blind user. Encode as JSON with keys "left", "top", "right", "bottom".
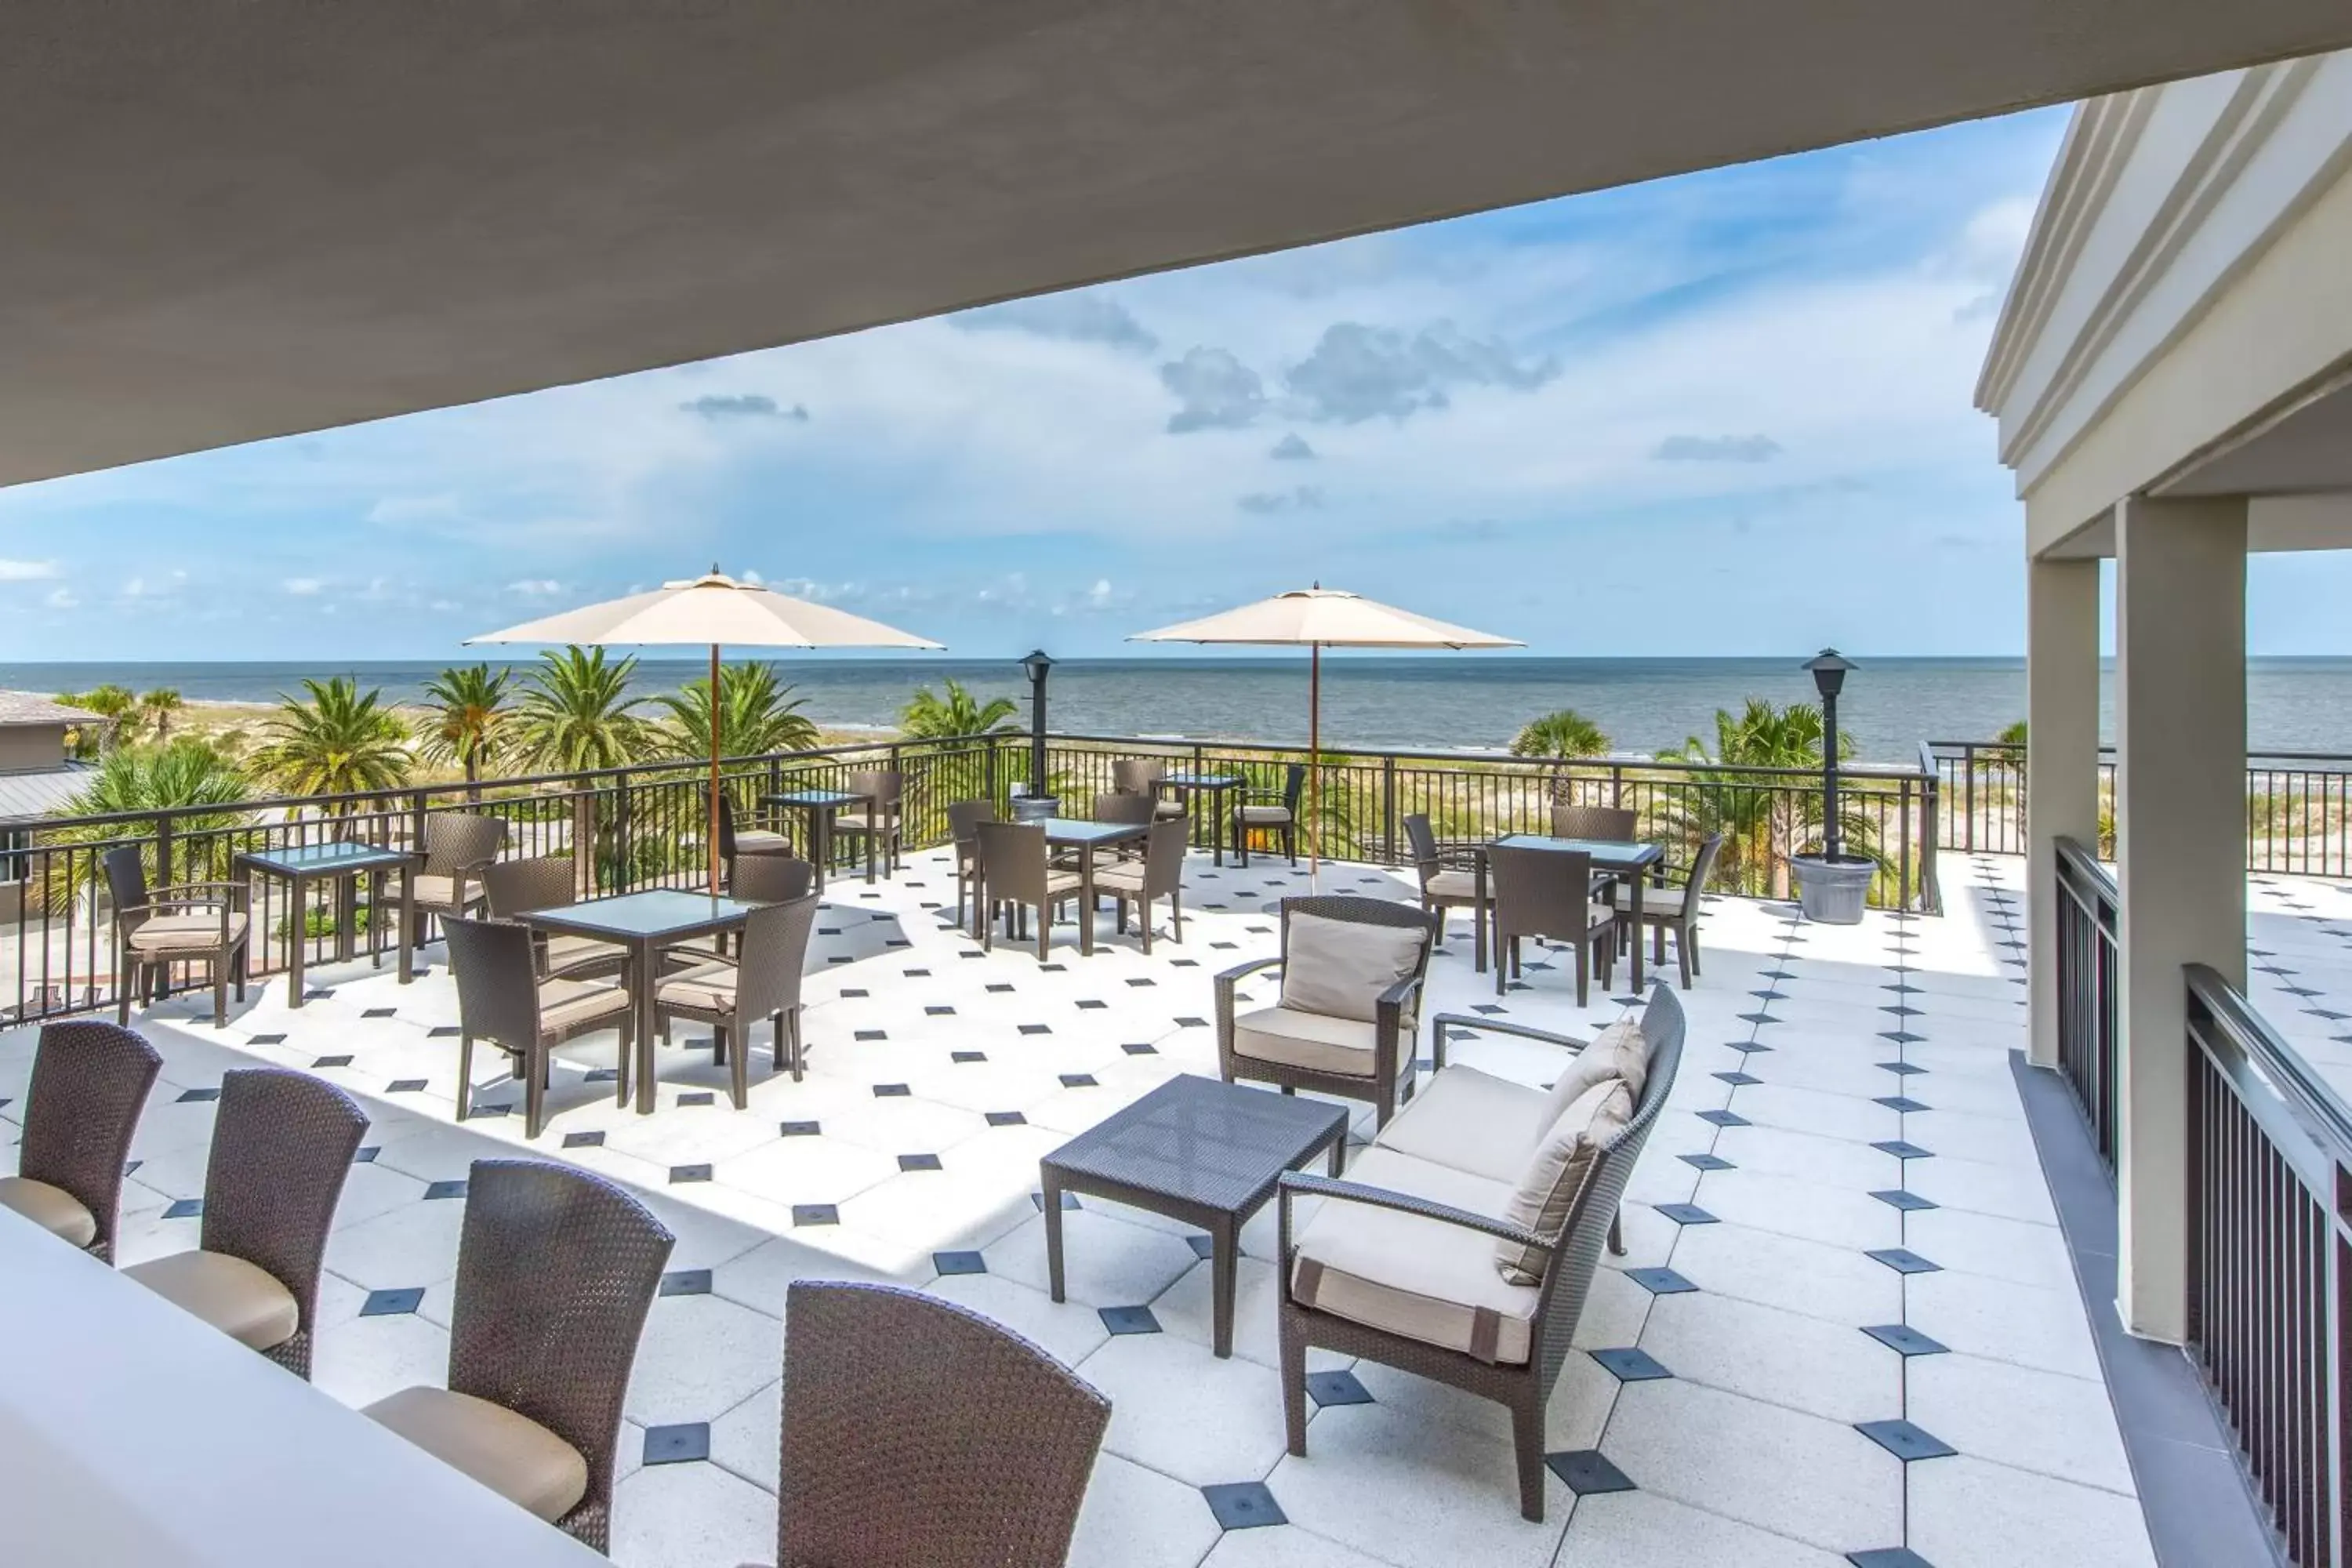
{"left": 470, "top": 569, "right": 942, "bottom": 895}
{"left": 1130, "top": 586, "right": 1520, "bottom": 871}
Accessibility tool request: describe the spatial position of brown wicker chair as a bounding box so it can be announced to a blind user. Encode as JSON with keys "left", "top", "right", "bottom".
{"left": 1087, "top": 790, "right": 1156, "bottom": 871}
{"left": 946, "top": 800, "right": 995, "bottom": 930}
{"left": 1548, "top": 801, "right": 1637, "bottom": 841}
{"left": 1277, "top": 985, "right": 1686, "bottom": 1521}
{"left": 386, "top": 811, "right": 505, "bottom": 947}
{"left": 365, "top": 1160, "right": 673, "bottom": 1553}
{"left": 1214, "top": 895, "right": 1436, "bottom": 1130}
{"left": 836, "top": 769, "right": 905, "bottom": 877}
{"left": 732, "top": 853, "right": 815, "bottom": 903}
{"left": 103, "top": 844, "right": 249, "bottom": 1028}
{"left": 1111, "top": 757, "right": 1188, "bottom": 822}
{"left": 123, "top": 1066, "right": 366, "bottom": 1379}
{"left": 444, "top": 916, "right": 633, "bottom": 1137}
{"left": 975, "top": 821, "right": 1083, "bottom": 962}
{"left": 718, "top": 791, "right": 798, "bottom": 887}
{"left": 766, "top": 1280, "right": 1110, "bottom": 1568}
{"left": 1611, "top": 833, "right": 1723, "bottom": 989}
{"left": 1096, "top": 817, "right": 1185, "bottom": 953}
{"left": 655, "top": 892, "right": 821, "bottom": 1097}
{"left": 0, "top": 1018, "right": 161, "bottom": 1261}
{"left": 1489, "top": 842, "right": 1615, "bottom": 1004}
{"left": 1402, "top": 813, "right": 1483, "bottom": 943}
{"left": 481, "top": 855, "right": 624, "bottom": 981}
{"left": 1232, "top": 762, "right": 1307, "bottom": 866}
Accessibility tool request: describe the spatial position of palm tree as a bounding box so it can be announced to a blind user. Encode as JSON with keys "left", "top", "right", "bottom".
{"left": 418, "top": 663, "right": 515, "bottom": 793}
{"left": 42, "top": 739, "right": 253, "bottom": 910}
{"left": 650, "top": 661, "right": 821, "bottom": 760}
{"left": 248, "top": 677, "right": 412, "bottom": 808}
{"left": 59, "top": 684, "right": 136, "bottom": 757}
{"left": 1657, "top": 697, "right": 1862, "bottom": 898}
{"left": 900, "top": 678, "right": 1021, "bottom": 739}
{"left": 138, "top": 688, "right": 186, "bottom": 740}
{"left": 1995, "top": 719, "right": 2027, "bottom": 747}
{"left": 1510, "top": 709, "right": 1610, "bottom": 815}
{"left": 511, "top": 646, "right": 645, "bottom": 772}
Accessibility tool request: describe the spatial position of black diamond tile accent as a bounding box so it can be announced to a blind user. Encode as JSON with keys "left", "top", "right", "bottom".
{"left": 925, "top": 1005, "right": 957, "bottom": 1016}
{"left": 1862, "top": 1323, "right": 1948, "bottom": 1356}
{"left": 312, "top": 1054, "right": 354, "bottom": 1069}
{"left": 424, "top": 1179, "right": 468, "bottom": 1201}
{"left": 933, "top": 1250, "right": 987, "bottom": 1276}
{"left": 873, "top": 1083, "right": 910, "bottom": 1098}
{"left": 427, "top": 1025, "right": 461, "bottom": 1038}
{"left": 1305, "top": 1369, "right": 1374, "bottom": 1407}
{"left": 898, "top": 1153, "right": 943, "bottom": 1172}
{"left": 985, "top": 982, "right": 1015, "bottom": 993}
{"left": 986, "top": 1111, "right": 1027, "bottom": 1127}
{"left": 1748, "top": 989, "right": 1785, "bottom": 1002}
{"left": 1697, "top": 1109, "right": 1750, "bottom": 1127}
{"left": 1712, "top": 1071, "right": 1762, "bottom": 1087}
{"left": 469, "top": 1102, "right": 514, "bottom": 1118}
{"left": 669, "top": 1163, "right": 712, "bottom": 1184}
{"left": 1210, "top": 942, "right": 1238, "bottom": 950}
{"left": 779, "top": 1120, "right": 821, "bottom": 1137}
{"left": 1590, "top": 1346, "right": 1672, "bottom": 1381}
{"left": 1872, "top": 1140, "right": 1933, "bottom": 1160}
{"left": 1846, "top": 1550, "right": 1936, "bottom": 1568}
{"left": 1076, "top": 1000, "right": 1109, "bottom": 1011}
{"left": 1655, "top": 1203, "right": 1718, "bottom": 1225}
{"left": 1870, "top": 1189, "right": 1937, "bottom": 1212}
{"left": 855, "top": 1029, "right": 888, "bottom": 1042}
{"left": 1122, "top": 1042, "right": 1158, "bottom": 1055}
{"left": 1033, "top": 1191, "right": 1080, "bottom": 1212}
{"left": 1469, "top": 1003, "right": 1508, "bottom": 1016}
{"left": 1867, "top": 1247, "right": 1941, "bottom": 1275}
{"left": 1187, "top": 1234, "right": 1215, "bottom": 1261}
{"left": 584, "top": 1068, "right": 619, "bottom": 1083}
{"left": 351, "top": 1146, "right": 379, "bottom": 1163}
{"left": 1018, "top": 1023, "right": 1052, "bottom": 1036}
{"left": 792, "top": 1203, "right": 840, "bottom": 1227}
{"left": 659, "top": 1269, "right": 713, "bottom": 1297}
{"left": 643, "top": 1422, "right": 710, "bottom": 1465}
{"left": 837, "top": 985, "right": 866, "bottom": 996}
{"left": 677, "top": 1092, "right": 716, "bottom": 1108}
{"left": 1854, "top": 1418, "right": 1957, "bottom": 1461}
{"left": 1875, "top": 1096, "right": 1931, "bottom": 1113}
{"left": 1168, "top": 959, "right": 1200, "bottom": 968}
{"left": 1878, "top": 1031, "right": 1925, "bottom": 1044}
{"left": 363, "top": 1007, "right": 397, "bottom": 1019}
{"left": 1727, "top": 1039, "right": 1773, "bottom": 1054}
{"left": 952, "top": 1050, "right": 987, "bottom": 1063}
{"left": 1099, "top": 1305, "right": 1160, "bottom": 1336}
{"left": 1174, "top": 1016, "right": 1207, "bottom": 1028}
{"left": 248, "top": 1033, "right": 287, "bottom": 1044}
{"left": 303, "top": 989, "right": 332, "bottom": 1000}
{"left": 360, "top": 1287, "right": 424, "bottom": 1316}
{"left": 1058, "top": 1073, "right": 1098, "bottom": 1088}
{"left": 1878, "top": 1060, "right": 1929, "bottom": 1076}
{"left": 387, "top": 1079, "right": 428, "bottom": 1094}
{"left": 1202, "top": 1481, "right": 1286, "bottom": 1530}
{"left": 163, "top": 1198, "right": 204, "bottom": 1219}
{"left": 1126, "top": 977, "right": 1157, "bottom": 988}
{"left": 1678, "top": 1152, "right": 1734, "bottom": 1171}
{"left": 1625, "top": 1267, "right": 1697, "bottom": 1295}
{"left": 1737, "top": 1013, "right": 1780, "bottom": 1025}
{"left": 902, "top": 967, "right": 931, "bottom": 978}
{"left": 176, "top": 1087, "right": 220, "bottom": 1103}
{"left": 1544, "top": 1450, "right": 1636, "bottom": 1495}
{"left": 1880, "top": 1005, "right": 1922, "bottom": 1018}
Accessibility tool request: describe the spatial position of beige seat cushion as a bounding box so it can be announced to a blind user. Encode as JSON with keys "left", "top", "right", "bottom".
{"left": 1612, "top": 880, "right": 1693, "bottom": 916}
{"left": 125, "top": 1248, "right": 299, "bottom": 1350}
{"left": 1373, "top": 1065, "right": 1554, "bottom": 1184}
{"left": 658, "top": 960, "right": 739, "bottom": 1014}
{"left": 1290, "top": 1146, "right": 1538, "bottom": 1364}
{"left": 1152, "top": 800, "right": 1188, "bottom": 819}
{"left": 129, "top": 911, "right": 250, "bottom": 953}
{"left": 1093, "top": 862, "right": 1163, "bottom": 895}
{"left": 543, "top": 932, "right": 622, "bottom": 975}
{"left": 1537, "top": 1017, "right": 1648, "bottom": 1131}
{"left": 1238, "top": 804, "right": 1294, "bottom": 825}
{"left": 397, "top": 872, "right": 485, "bottom": 911}
{"left": 364, "top": 1385, "right": 589, "bottom": 1523}
{"left": 1232, "top": 1005, "right": 1417, "bottom": 1080}
{"left": 1497, "top": 1077, "right": 1635, "bottom": 1285}
{"left": 538, "top": 975, "right": 630, "bottom": 1034}
{"left": 1423, "top": 868, "right": 1480, "bottom": 901}
{"left": 1281, "top": 913, "right": 1424, "bottom": 1022}
{"left": 0, "top": 1174, "right": 96, "bottom": 1247}
{"left": 1041, "top": 869, "right": 1084, "bottom": 898}
{"left": 732, "top": 829, "right": 791, "bottom": 854}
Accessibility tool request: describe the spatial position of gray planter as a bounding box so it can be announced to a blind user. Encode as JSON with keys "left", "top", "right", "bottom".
{"left": 1791, "top": 854, "right": 1875, "bottom": 924}
{"left": 1010, "top": 793, "right": 1060, "bottom": 823}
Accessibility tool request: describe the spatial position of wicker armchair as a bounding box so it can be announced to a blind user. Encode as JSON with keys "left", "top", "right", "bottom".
{"left": 732, "top": 853, "right": 815, "bottom": 903}
{"left": 103, "top": 844, "right": 249, "bottom": 1027}
{"left": 123, "top": 1066, "right": 365, "bottom": 1379}
{"left": 946, "top": 800, "right": 995, "bottom": 930}
{"left": 655, "top": 892, "right": 821, "bottom": 1097}
{"left": 1611, "top": 833, "right": 1723, "bottom": 989}
{"left": 1489, "top": 842, "right": 1615, "bottom": 1004}
{"left": 836, "top": 768, "right": 905, "bottom": 877}
{"left": 444, "top": 916, "right": 633, "bottom": 1137}
{"left": 1111, "top": 757, "right": 1188, "bottom": 822}
{"left": 365, "top": 1160, "right": 673, "bottom": 1553}
{"left": 1548, "top": 801, "right": 1636, "bottom": 841}
{"left": 1214, "top": 895, "right": 1436, "bottom": 1130}
{"left": 1277, "top": 986, "right": 1686, "bottom": 1521}
{"left": 386, "top": 811, "right": 505, "bottom": 947}
{"left": 1096, "top": 817, "right": 1185, "bottom": 953}
{"left": 1402, "top": 813, "right": 1483, "bottom": 942}
{"left": 481, "top": 855, "right": 623, "bottom": 981}
{"left": 1231, "top": 762, "right": 1307, "bottom": 866}
{"left": 0, "top": 1019, "right": 161, "bottom": 1261}
{"left": 975, "top": 821, "right": 1083, "bottom": 962}
{"left": 718, "top": 791, "right": 797, "bottom": 887}
{"left": 764, "top": 1281, "right": 1110, "bottom": 1568}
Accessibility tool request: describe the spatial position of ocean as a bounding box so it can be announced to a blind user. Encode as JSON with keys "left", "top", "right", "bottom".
{"left": 6, "top": 656, "right": 2352, "bottom": 764}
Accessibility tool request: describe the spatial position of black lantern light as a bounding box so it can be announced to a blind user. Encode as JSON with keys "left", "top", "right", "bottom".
{"left": 1803, "top": 648, "right": 1857, "bottom": 861}
{"left": 1020, "top": 649, "right": 1054, "bottom": 805}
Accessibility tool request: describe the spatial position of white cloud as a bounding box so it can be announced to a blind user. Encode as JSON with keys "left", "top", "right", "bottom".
{"left": 283, "top": 576, "right": 325, "bottom": 595}
{"left": 45, "top": 586, "right": 78, "bottom": 609}
{"left": 506, "top": 579, "right": 564, "bottom": 598}
{"left": 0, "top": 557, "right": 57, "bottom": 581}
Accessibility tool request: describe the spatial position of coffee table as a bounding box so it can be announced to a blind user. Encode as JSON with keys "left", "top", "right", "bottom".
{"left": 1041, "top": 1074, "right": 1348, "bottom": 1357}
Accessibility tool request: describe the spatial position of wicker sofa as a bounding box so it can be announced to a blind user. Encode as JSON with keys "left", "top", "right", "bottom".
{"left": 1276, "top": 985, "right": 1686, "bottom": 1521}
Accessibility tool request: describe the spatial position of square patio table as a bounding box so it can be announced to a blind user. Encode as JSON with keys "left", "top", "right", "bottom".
{"left": 1040, "top": 1073, "right": 1347, "bottom": 1358}
{"left": 517, "top": 889, "right": 759, "bottom": 1112}
{"left": 1474, "top": 833, "right": 1667, "bottom": 988}
{"left": 760, "top": 788, "right": 865, "bottom": 890}
{"left": 1036, "top": 817, "right": 1147, "bottom": 956}
{"left": 235, "top": 840, "right": 417, "bottom": 1007}
{"left": 1158, "top": 772, "right": 1245, "bottom": 864}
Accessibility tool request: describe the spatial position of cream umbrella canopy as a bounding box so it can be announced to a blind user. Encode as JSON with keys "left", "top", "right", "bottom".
{"left": 470, "top": 569, "right": 942, "bottom": 894}
{"left": 1130, "top": 586, "right": 1521, "bottom": 870}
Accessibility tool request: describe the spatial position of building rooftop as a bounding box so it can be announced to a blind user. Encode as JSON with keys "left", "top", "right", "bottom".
{"left": 0, "top": 690, "right": 104, "bottom": 728}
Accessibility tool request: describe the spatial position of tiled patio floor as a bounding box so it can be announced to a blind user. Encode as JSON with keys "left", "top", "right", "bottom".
{"left": 0, "top": 848, "right": 2155, "bottom": 1568}
{"left": 2246, "top": 869, "right": 2352, "bottom": 1101}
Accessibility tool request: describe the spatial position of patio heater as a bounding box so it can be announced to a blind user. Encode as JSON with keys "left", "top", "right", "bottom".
{"left": 1018, "top": 649, "right": 1056, "bottom": 819}
{"left": 1792, "top": 648, "right": 1869, "bottom": 923}
{"left": 1805, "top": 648, "right": 1856, "bottom": 859}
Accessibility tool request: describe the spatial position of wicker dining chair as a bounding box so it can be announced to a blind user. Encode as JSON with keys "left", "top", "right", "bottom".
{"left": 387, "top": 811, "right": 506, "bottom": 946}
{"left": 1611, "top": 833, "right": 1724, "bottom": 989}
{"left": 122, "top": 1066, "right": 366, "bottom": 1380}
{"left": 946, "top": 800, "right": 996, "bottom": 929}
{"left": 103, "top": 844, "right": 249, "bottom": 1028}
{"left": 444, "top": 916, "right": 633, "bottom": 1137}
{"left": 1489, "top": 843, "right": 1616, "bottom": 1004}
{"left": 1276, "top": 986, "right": 1686, "bottom": 1523}
{"left": 766, "top": 1280, "right": 1110, "bottom": 1568}
{"left": 655, "top": 893, "right": 821, "bottom": 1095}
{"left": 1089, "top": 790, "right": 1156, "bottom": 869}
{"left": 481, "top": 855, "right": 625, "bottom": 981}
{"left": 837, "top": 769, "right": 906, "bottom": 876}
{"left": 0, "top": 1018, "right": 161, "bottom": 1261}
{"left": 365, "top": 1160, "right": 674, "bottom": 1553}
{"left": 732, "top": 853, "right": 815, "bottom": 903}
{"left": 975, "top": 821, "right": 1083, "bottom": 961}
{"left": 1111, "top": 757, "right": 1188, "bottom": 822}
{"left": 1402, "top": 813, "right": 1483, "bottom": 942}
{"left": 1096, "top": 817, "right": 1186, "bottom": 953}
{"left": 1214, "top": 895, "right": 1437, "bottom": 1129}
{"left": 718, "top": 791, "right": 798, "bottom": 887}
{"left": 1232, "top": 762, "right": 1308, "bottom": 866}
{"left": 1548, "top": 801, "right": 1637, "bottom": 842}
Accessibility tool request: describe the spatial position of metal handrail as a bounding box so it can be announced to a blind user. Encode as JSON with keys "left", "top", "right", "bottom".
{"left": 1043, "top": 731, "right": 1935, "bottom": 782}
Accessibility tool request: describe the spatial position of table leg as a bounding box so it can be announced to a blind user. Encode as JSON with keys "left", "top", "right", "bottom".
{"left": 1629, "top": 876, "right": 1645, "bottom": 990}
{"left": 397, "top": 868, "right": 415, "bottom": 985}
{"left": 1473, "top": 855, "right": 1489, "bottom": 974}
{"left": 1210, "top": 788, "right": 1224, "bottom": 866}
{"left": 1043, "top": 1172, "right": 1067, "bottom": 1303}
{"left": 635, "top": 942, "right": 659, "bottom": 1114}
{"left": 1210, "top": 1215, "right": 1239, "bottom": 1359}
{"left": 1078, "top": 855, "right": 1095, "bottom": 956}
{"left": 365, "top": 869, "right": 383, "bottom": 971}
{"left": 1327, "top": 1131, "right": 1345, "bottom": 1177}
{"left": 865, "top": 811, "right": 877, "bottom": 884}
{"left": 334, "top": 872, "right": 356, "bottom": 967}
{"left": 811, "top": 808, "right": 830, "bottom": 892}
{"left": 286, "top": 876, "right": 307, "bottom": 1008}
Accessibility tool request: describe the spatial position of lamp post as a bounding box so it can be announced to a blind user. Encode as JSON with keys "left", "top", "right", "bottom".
{"left": 1805, "top": 648, "right": 1856, "bottom": 861}
{"left": 1020, "top": 649, "right": 1054, "bottom": 815}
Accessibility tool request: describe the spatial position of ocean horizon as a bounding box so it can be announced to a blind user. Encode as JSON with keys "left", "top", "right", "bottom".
{"left": 5, "top": 655, "right": 2351, "bottom": 763}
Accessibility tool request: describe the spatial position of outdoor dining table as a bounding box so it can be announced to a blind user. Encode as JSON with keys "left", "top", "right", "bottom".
{"left": 1157, "top": 771, "right": 1245, "bottom": 864}
{"left": 234, "top": 840, "right": 418, "bottom": 1006}
{"left": 1472, "top": 833, "right": 1668, "bottom": 989}
{"left": 516, "top": 888, "right": 760, "bottom": 1113}
{"left": 1027, "top": 817, "right": 1147, "bottom": 956}
{"left": 760, "top": 787, "right": 866, "bottom": 890}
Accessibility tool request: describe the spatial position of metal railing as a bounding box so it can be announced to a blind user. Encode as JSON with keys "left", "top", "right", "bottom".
{"left": 2185, "top": 964, "right": 2352, "bottom": 1568}
{"left": 2053, "top": 836, "right": 2121, "bottom": 1172}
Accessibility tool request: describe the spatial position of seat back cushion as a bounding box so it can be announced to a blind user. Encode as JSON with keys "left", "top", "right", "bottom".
{"left": 1496, "top": 1077, "right": 1635, "bottom": 1285}
{"left": 1282, "top": 913, "right": 1424, "bottom": 1023}
{"left": 1536, "top": 1017, "right": 1647, "bottom": 1131}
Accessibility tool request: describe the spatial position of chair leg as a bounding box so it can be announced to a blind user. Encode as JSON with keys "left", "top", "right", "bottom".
{"left": 1676, "top": 922, "right": 1693, "bottom": 989}
{"left": 456, "top": 1033, "right": 474, "bottom": 1121}
{"left": 1686, "top": 924, "right": 1702, "bottom": 978}
{"left": 1654, "top": 919, "right": 1666, "bottom": 967}
{"left": 730, "top": 1017, "right": 749, "bottom": 1111}
{"left": 712, "top": 1021, "right": 729, "bottom": 1069}
{"left": 118, "top": 949, "right": 132, "bottom": 1025}
{"left": 1171, "top": 891, "right": 1182, "bottom": 942}
{"left": 524, "top": 1043, "right": 546, "bottom": 1140}
{"left": 1283, "top": 825, "right": 1297, "bottom": 866}
{"left": 788, "top": 1007, "right": 804, "bottom": 1081}
{"left": 1510, "top": 1397, "right": 1546, "bottom": 1523}
{"left": 1608, "top": 1210, "right": 1627, "bottom": 1256}
{"left": 1139, "top": 897, "right": 1152, "bottom": 956}
{"left": 1575, "top": 941, "right": 1589, "bottom": 1007}
{"left": 213, "top": 960, "right": 229, "bottom": 1027}
{"left": 1036, "top": 903, "right": 1050, "bottom": 963}
{"left": 1279, "top": 1310, "right": 1310, "bottom": 1457}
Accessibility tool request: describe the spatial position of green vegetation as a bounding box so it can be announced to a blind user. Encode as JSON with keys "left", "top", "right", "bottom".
{"left": 1657, "top": 698, "right": 1871, "bottom": 898}
{"left": 138, "top": 688, "right": 186, "bottom": 740}
{"left": 900, "top": 678, "right": 1021, "bottom": 740}
{"left": 651, "top": 661, "right": 821, "bottom": 760}
{"left": 56, "top": 684, "right": 136, "bottom": 757}
{"left": 42, "top": 739, "right": 254, "bottom": 906}
{"left": 1996, "top": 719, "right": 2027, "bottom": 747}
{"left": 1510, "top": 709, "right": 1611, "bottom": 813}
{"left": 418, "top": 664, "right": 515, "bottom": 789}
{"left": 512, "top": 646, "right": 647, "bottom": 772}
{"left": 249, "top": 677, "right": 412, "bottom": 806}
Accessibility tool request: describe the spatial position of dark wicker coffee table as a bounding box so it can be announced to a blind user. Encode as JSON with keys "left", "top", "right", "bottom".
{"left": 1041, "top": 1074, "right": 1348, "bottom": 1357}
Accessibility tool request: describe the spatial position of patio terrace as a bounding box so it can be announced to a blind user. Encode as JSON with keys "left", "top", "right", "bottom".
{"left": 1, "top": 843, "right": 2158, "bottom": 1568}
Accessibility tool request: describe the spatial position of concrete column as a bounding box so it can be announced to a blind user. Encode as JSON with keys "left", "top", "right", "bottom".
{"left": 2113, "top": 493, "right": 2246, "bottom": 1344}
{"left": 2026, "top": 554, "right": 2104, "bottom": 1071}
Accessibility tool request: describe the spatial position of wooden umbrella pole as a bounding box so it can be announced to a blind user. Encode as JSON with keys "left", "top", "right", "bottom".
{"left": 1308, "top": 641, "right": 1320, "bottom": 875}
{"left": 708, "top": 643, "right": 723, "bottom": 895}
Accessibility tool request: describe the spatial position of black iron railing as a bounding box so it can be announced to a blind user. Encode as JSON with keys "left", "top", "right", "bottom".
{"left": 2053, "top": 836, "right": 2121, "bottom": 1172}
{"left": 2185, "top": 964, "right": 2352, "bottom": 1568}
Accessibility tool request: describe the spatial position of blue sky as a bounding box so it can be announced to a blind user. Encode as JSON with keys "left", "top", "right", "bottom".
{"left": 3, "top": 104, "right": 2342, "bottom": 662}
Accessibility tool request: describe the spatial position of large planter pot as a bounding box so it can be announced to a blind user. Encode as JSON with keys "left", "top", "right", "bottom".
{"left": 1791, "top": 853, "right": 1875, "bottom": 924}
{"left": 1009, "top": 793, "right": 1060, "bottom": 823}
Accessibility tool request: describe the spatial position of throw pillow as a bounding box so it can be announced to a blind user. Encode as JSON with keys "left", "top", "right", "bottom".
{"left": 1280, "top": 913, "right": 1426, "bottom": 1023}
{"left": 1496, "top": 1076, "right": 1635, "bottom": 1285}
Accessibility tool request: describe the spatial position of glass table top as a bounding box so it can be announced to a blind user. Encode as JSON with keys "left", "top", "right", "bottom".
{"left": 238, "top": 840, "right": 414, "bottom": 875}
{"left": 1037, "top": 818, "right": 1149, "bottom": 844}
{"left": 519, "top": 888, "right": 760, "bottom": 940}
{"left": 1163, "top": 773, "right": 1244, "bottom": 788}
{"left": 763, "top": 789, "right": 864, "bottom": 808}
{"left": 1491, "top": 833, "right": 1664, "bottom": 865}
